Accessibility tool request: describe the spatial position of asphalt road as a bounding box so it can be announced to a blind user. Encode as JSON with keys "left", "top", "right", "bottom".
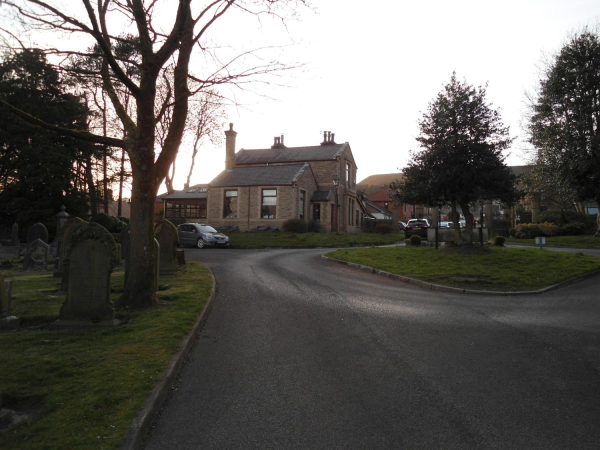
{"left": 143, "top": 247, "right": 600, "bottom": 450}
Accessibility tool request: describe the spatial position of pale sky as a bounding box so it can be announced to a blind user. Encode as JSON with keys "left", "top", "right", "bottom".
{"left": 170, "top": 0, "right": 600, "bottom": 194}
{"left": 2, "top": 1, "right": 599, "bottom": 196}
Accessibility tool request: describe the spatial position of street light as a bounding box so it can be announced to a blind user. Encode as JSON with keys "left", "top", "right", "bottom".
{"left": 332, "top": 177, "right": 339, "bottom": 232}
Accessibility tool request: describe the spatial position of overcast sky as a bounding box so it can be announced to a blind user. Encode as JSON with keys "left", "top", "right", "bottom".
{"left": 166, "top": 0, "right": 600, "bottom": 194}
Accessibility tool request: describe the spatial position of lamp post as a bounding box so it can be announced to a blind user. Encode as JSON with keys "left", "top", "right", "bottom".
{"left": 332, "top": 177, "right": 339, "bottom": 232}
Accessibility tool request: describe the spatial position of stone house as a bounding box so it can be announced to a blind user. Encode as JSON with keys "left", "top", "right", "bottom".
{"left": 205, "top": 125, "right": 367, "bottom": 232}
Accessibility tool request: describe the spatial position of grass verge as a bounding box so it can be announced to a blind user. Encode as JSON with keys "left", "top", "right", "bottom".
{"left": 326, "top": 245, "right": 600, "bottom": 292}
{"left": 505, "top": 235, "right": 600, "bottom": 249}
{"left": 228, "top": 231, "right": 405, "bottom": 249}
{"left": 0, "top": 261, "right": 212, "bottom": 450}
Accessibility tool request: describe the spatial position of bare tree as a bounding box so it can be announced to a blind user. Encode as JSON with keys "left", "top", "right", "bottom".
{"left": 0, "top": 0, "right": 306, "bottom": 309}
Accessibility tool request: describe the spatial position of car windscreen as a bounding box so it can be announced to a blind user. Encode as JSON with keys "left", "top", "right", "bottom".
{"left": 198, "top": 226, "right": 217, "bottom": 233}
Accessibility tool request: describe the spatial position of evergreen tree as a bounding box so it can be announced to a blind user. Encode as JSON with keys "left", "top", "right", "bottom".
{"left": 0, "top": 49, "right": 95, "bottom": 235}
{"left": 390, "top": 73, "right": 519, "bottom": 243}
{"left": 528, "top": 29, "right": 600, "bottom": 236}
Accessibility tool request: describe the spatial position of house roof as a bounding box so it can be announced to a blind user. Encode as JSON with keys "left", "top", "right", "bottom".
{"left": 235, "top": 143, "right": 348, "bottom": 165}
{"left": 368, "top": 188, "right": 392, "bottom": 202}
{"left": 310, "top": 190, "right": 333, "bottom": 202}
{"left": 363, "top": 199, "right": 392, "bottom": 216}
{"left": 209, "top": 163, "right": 310, "bottom": 187}
{"left": 161, "top": 184, "right": 209, "bottom": 200}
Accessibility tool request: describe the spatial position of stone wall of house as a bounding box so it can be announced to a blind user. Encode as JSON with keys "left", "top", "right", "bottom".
{"left": 207, "top": 182, "right": 320, "bottom": 231}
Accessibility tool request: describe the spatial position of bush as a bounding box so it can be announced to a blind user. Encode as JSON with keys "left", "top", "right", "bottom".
{"left": 510, "top": 222, "right": 563, "bottom": 239}
{"left": 282, "top": 219, "right": 308, "bottom": 233}
{"left": 409, "top": 235, "right": 421, "bottom": 246}
{"left": 307, "top": 220, "right": 321, "bottom": 233}
{"left": 90, "top": 213, "right": 123, "bottom": 233}
{"left": 562, "top": 221, "right": 587, "bottom": 236}
{"left": 493, "top": 236, "right": 505, "bottom": 246}
{"left": 363, "top": 218, "right": 393, "bottom": 233}
{"left": 374, "top": 223, "right": 394, "bottom": 235}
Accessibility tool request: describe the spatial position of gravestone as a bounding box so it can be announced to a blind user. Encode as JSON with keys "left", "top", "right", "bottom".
{"left": 52, "top": 222, "right": 120, "bottom": 328}
{"left": 154, "top": 219, "right": 179, "bottom": 276}
{"left": 26, "top": 223, "right": 48, "bottom": 248}
{"left": 11, "top": 223, "right": 18, "bottom": 247}
{"left": 0, "top": 272, "right": 20, "bottom": 331}
{"left": 23, "top": 238, "right": 49, "bottom": 270}
{"left": 121, "top": 225, "right": 131, "bottom": 286}
{"left": 57, "top": 218, "right": 87, "bottom": 286}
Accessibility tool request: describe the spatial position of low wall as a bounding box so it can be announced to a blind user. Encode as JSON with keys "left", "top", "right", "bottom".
{"left": 427, "top": 228, "right": 489, "bottom": 243}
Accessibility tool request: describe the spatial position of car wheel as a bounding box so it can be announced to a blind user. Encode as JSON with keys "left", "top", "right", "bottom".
{"left": 196, "top": 238, "right": 205, "bottom": 249}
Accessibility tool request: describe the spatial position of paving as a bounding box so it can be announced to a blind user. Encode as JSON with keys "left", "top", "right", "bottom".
{"left": 143, "top": 246, "right": 600, "bottom": 450}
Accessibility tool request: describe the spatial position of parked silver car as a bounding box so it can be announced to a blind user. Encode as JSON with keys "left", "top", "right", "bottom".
{"left": 178, "top": 223, "right": 229, "bottom": 249}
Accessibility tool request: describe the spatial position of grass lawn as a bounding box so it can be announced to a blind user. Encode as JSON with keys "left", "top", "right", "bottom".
{"left": 0, "top": 261, "right": 212, "bottom": 450}
{"left": 505, "top": 235, "right": 600, "bottom": 249}
{"left": 326, "top": 245, "right": 600, "bottom": 292}
{"left": 228, "top": 231, "right": 405, "bottom": 249}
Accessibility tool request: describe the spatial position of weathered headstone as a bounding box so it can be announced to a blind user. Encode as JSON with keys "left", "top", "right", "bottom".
{"left": 56, "top": 217, "right": 87, "bottom": 283}
{"left": 0, "top": 273, "right": 20, "bottom": 331}
{"left": 26, "top": 222, "right": 48, "bottom": 248}
{"left": 154, "top": 219, "right": 179, "bottom": 275}
{"left": 11, "top": 223, "right": 18, "bottom": 247}
{"left": 23, "top": 238, "right": 49, "bottom": 270}
{"left": 52, "top": 222, "right": 120, "bottom": 329}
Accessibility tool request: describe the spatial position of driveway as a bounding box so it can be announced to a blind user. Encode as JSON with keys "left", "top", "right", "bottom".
{"left": 144, "top": 247, "right": 600, "bottom": 449}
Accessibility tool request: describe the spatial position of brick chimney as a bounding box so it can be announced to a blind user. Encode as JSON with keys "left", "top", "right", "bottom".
{"left": 271, "top": 134, "right": 287, "bottom": 149}
{"left": 224, "top": 123, "right": 237, "bottom": 170}
{"left": 320, "top": 131, "right": 336, "bottom": 145}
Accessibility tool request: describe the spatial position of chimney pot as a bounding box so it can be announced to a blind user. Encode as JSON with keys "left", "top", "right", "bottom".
{"left": 224, "top": 123, "right": 237, "bottom": 170}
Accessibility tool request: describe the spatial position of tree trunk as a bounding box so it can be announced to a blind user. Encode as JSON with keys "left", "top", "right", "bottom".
{"left": 451, "top": 201, "right": 460, "bottom": 244}
{"left": 117, "top": 155, "right": 158, "bottom": 309}
{"left": 118, "top": 148, "right": 125, "bottom": 217}
{"left": 85, "top": 157, "right": 99, "bottom": 217}
{"left": 595, "top": 197, "right": 600, "bottom": 238}
{"left": 459, "top": 201, "right": 474, "bottom": 244}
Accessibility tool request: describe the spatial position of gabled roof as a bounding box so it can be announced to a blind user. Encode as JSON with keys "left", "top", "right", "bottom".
{"left": 310, "top": 190, "right": 333, "bottom": 202}
{"left": 161, "top": 184, "right": 209, "bottom": 200}
{"left": 235, "top": 143, "right": 348, "bottom": 165}
{"left": 368, "top": 188, "right": 392, "bottom": 202}
{"left": 363, "top": 199, "right": 392, "bottom": 216}
{"left": 209, "top": 163, "right": 310, "bottom": 187}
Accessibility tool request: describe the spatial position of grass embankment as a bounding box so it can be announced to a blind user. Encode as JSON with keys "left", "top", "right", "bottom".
{"left": 505, "top": 235, "right": 600, "bottom": 249}
{"left": 326, "top": 245, "right": 600, "bottom": 292}
{"left": 228, "top": 231, "right": 405, "bottom": 249}
{"left": 0, "top": 261, "right": 212, "bottom": 450}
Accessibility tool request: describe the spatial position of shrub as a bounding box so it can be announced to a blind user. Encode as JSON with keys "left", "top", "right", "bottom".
{"left": 282, "top": 219, "right": 308, "bottom": 233}
{"left": 511, "top": 222, "right": 563, "bottom": 239}
{"left": 374, "top": 223, "right": 394, "bottom": 235}
{"left": 562, "top": 221, "right": 587, "bottom": 236}
{"left": 493, "top": 236, "right": 505, "bottom": 246}
{"left": 363, "top": 218, "right": 393, "bottom": 233}
{"left": 409, "top": 235, "right": 421, "bottom": 246}
{"left": 307, "top": 220, "right": 321, "bottom": 233}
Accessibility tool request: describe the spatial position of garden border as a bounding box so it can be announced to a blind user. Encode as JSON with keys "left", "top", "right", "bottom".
{"left": 321, "top": 255, "right": 600, "bottom": 296}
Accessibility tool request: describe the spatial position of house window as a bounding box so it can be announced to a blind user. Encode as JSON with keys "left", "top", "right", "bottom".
{"left": 346, "top": 162, "right": 351, "bottom": 186}
{"left": 299, "top": 190, "right": 305, "bottom": 220}
{"left": 313, "top": 203, "right": 320, "bottom": 222}
{"left": 261, "top": 189, "right": 277, "bottom": 219}
{"left": 223, "top": 190, "right": 238, "bottom": 218}
{"left": 356, "top": 210, "right": 359, "bottom": 228}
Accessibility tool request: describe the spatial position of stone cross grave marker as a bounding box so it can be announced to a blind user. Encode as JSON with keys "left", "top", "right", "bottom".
{"left": 154, "top": 219, "right": 179, "bottom": 276}
{"left": 52, "top": 222, "right": 120, "bottom": 328}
